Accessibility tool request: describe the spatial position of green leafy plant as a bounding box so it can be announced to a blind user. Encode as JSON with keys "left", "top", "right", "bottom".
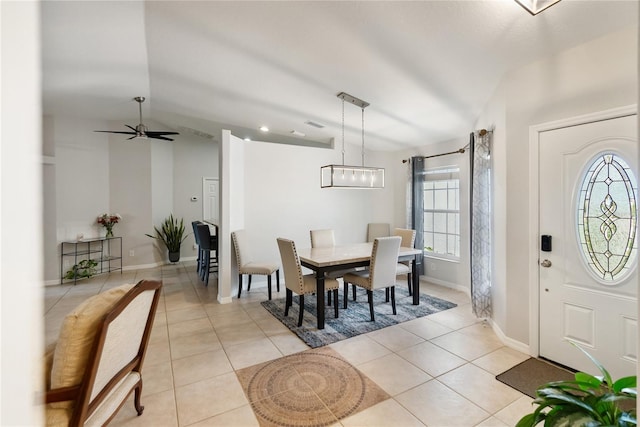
{"left": 145, "top": 214, "right": 187, "bottom": 253}
{"left": 517, "top": 342, "right": 636, "bottom": 427}
{"left": 64, "top": 259, "right": 98, "bottom": 280}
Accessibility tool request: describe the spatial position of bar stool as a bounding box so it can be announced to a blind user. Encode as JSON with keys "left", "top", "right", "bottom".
{"left": 196, "top": 223, "right": 218, "bottom": 286}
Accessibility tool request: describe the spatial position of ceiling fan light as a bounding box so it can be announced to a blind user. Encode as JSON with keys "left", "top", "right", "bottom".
{"left": 514, "top": 0, "right": 562, "bottom": 15}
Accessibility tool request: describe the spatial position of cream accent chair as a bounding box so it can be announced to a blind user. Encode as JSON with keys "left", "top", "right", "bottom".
{"left": 232, "top": 229, "right": 280, "bottom": 300}
{"left": 44, "top": 280, "right": 162, "bottom": 427}
{"left": 343, "top": 236, "right": 401, "bottom": 321}
{"left": 277, "top": 238, "right": 339, "bottom": 326}
{"left": 367, "top": 223, "right": 390, "bottom": 242}
{"left": 394, "top": 228, "right": 417, "bottom": 296}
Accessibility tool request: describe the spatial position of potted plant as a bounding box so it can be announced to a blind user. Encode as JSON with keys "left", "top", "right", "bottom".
{"left": 146, "top": 214, "right": 187, "bottom": 262}
{"left": 517, "top": 342, "right": 636, "bottom": 427}
{"left": 64, "top": 259, "right": 98, "bottom": 281}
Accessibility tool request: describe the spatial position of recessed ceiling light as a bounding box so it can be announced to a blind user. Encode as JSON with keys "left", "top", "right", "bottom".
{"left": 259, "top": 126, "right": 269, "bottom": 132}
{"left": 291, "top": 130, "right": 306, "bottom": 137}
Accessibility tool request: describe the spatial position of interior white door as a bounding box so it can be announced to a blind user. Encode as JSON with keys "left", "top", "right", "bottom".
{"left": 539, "top": 114, "right": 637, "bottom": 379}
{"left": 203, "top": 177, "right": 219, "bottom": 224}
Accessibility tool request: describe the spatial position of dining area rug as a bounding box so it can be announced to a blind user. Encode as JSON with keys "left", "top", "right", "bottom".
{"left": 261, "top": 287, "right": 457, "bottom": 348}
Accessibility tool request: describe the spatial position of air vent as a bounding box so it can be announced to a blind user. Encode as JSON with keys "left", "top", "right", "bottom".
{"left": 305, "top": 120, "right": 325, "bottom": 129}
{"left": 291, "top": 130, "right": 306, "bottom": 137}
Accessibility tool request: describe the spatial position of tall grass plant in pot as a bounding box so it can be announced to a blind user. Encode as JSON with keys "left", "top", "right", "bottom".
{"left": 146, "top": 214, "right": 187, "bottom": 262}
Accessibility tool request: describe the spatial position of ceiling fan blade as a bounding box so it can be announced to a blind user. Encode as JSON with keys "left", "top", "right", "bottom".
{"left": 127, "top": 135, "right": 137, "bottom": 140}
{"left": 125, "top": 125, "right": 137, "bottom": 132}
{"left": 94, "top": 130, "right": 137, "bottom": 135}
{"left": 148, "top": 135, "right": 174, "bottom": 141}
{"left": 146, "top": 131, "right": 180, "bottom": 136}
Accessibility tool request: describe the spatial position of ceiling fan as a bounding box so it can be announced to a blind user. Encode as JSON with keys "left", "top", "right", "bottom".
{"left": 94, "top": 96, "right": 179, "bottom": 141}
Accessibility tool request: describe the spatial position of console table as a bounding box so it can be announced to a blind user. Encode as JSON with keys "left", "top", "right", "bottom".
{"left": 60, "top": 237, "right": 123, "bottom": 284}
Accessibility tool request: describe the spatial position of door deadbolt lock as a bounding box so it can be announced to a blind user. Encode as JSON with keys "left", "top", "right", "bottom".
{"left": 540, "top": 259, "right": 552, "bottom": 268}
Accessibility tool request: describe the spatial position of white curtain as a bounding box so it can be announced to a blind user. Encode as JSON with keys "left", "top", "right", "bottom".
{"left": 470, "top": 131, "right": 492, "bottom": 318}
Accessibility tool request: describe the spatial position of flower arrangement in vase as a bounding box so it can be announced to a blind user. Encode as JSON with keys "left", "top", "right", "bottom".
{"left": 97, "top": 213, "right": 122, "bottom": 238}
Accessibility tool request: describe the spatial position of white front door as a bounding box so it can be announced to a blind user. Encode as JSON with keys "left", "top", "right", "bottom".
{"left": 539, "top": 113, "right": 637, "bottom": 379}
{"left": 203, "top": 177, "right": 219, "bottom": 224}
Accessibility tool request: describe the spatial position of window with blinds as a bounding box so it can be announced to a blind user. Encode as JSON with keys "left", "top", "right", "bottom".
{"left": 423, "top": 167, "right": 460, "bottom": 260}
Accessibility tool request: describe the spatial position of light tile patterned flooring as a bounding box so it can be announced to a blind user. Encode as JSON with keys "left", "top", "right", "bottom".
{"left": 44, "top": 262, "right": 535, "bottom": 426}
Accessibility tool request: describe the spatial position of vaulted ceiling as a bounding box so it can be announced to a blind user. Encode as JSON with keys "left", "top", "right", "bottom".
{"left": 41, "top": 1, "right": 637, "bottom": 151}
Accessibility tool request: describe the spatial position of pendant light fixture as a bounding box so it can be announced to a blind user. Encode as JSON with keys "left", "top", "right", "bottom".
{"left": 321, "top": 92, "right": 385, "bottom": 189}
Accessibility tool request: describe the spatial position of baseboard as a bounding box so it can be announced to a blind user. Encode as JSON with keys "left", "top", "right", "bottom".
{"left": 421, "top": 276, "right": 470, "bottom": 296}
{"left": 217, "top": 294, "right": 233, "bottom": 304}
{"left": 487, "top": 318, "right": 531, "bottom": 355}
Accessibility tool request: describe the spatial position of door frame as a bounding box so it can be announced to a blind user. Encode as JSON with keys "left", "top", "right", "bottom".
{"left": 527, "top": 104, "right": 637, "bottom": 357}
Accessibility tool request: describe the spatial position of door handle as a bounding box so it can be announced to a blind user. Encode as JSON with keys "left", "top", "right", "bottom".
{"left": 540, "top": 259, "right": 552, "bottom": 268}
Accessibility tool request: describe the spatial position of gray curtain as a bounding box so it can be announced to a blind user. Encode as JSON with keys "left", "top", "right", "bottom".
{"left": 470, "top": 131, "right": 492, "bottom": 318}
{"left": 411, "top": 157, "right": 425, "bottom": 275}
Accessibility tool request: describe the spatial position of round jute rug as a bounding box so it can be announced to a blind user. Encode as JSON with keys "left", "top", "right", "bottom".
{"left": 241, "top": 348, "right": 387, "bottom": 426}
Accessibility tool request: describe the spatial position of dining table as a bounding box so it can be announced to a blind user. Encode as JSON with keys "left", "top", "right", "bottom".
{"left": 297, "top": 242, "right": 422, "bottom": 329}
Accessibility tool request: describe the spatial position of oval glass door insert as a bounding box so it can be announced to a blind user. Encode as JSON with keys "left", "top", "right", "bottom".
{"left": 577, "top": 153, "right": 637, "bottom": 283}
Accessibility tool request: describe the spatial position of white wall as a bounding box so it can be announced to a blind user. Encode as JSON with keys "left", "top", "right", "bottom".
{"left": 1, "top": 1, "right": 44, "bottom": 423}
{"left": 480, "top": 25, "right": 638, "bottom": 346}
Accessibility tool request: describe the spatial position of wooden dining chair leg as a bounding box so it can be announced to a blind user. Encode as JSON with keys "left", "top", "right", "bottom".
{"left": 248, "top": 275, "right": 252, "bottom": 290}
{"left": 352, "top": 284, "right": 357, "bottom": 301}
{"left": 385, "top": 288, "right": 389, "bottom": 302}
{"left": 267, "top": 275, "right": 272, "bottom": 300}
{"left": 367, "top": 290, "right": 375, "bottom": 321}
{"left": 391, "top": 286, "right": 397, "bottom": 315}
{"left": 333, "top": 289, "right": 339, "bottom": 319}
{"left": 407, "top": 273, "right": 412, "bottom": 296}
{"left": 276, "top": 270, "right": 280, "bottom": 292}
{"left": 327, "top": 290, "right": 332, "bottom": 307}
{"left": 238, "top": 274, "right": 243, "bottom": 298}
{"left": 297, "top": 295, "right": 305, "bottom": 326}
{"left": 285, "top": 289, "right": 292, "bottom": 316}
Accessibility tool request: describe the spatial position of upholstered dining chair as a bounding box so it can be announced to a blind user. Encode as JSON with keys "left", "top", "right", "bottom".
{"left": 44, "top": 279, "right": 162, "bottom": 427}
{"left": 343, "top": 236, "right": 401, "bottom": 321}
{"left": 232, "top": 229, "right": 280, "bottom": 300}
{"left": 394, "top": 228, "right": 417, "bottom": 295}
{"left": 277, "top": 237, "right": 339, "bottom": 326}
{"left": 310, "top": 229, "right": 358, "bottom": 304}
{"left": 366, "top": 223, "right": 391, "bottom": 242}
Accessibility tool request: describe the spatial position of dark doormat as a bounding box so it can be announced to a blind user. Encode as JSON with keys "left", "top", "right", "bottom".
{"left": 496, "top": 357, "right": 575, "bottom": 398}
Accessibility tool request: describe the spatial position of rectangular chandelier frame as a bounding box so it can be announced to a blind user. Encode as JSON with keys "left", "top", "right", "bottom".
{"left": 321, "top": 164, "right": 385, "bottom": 189}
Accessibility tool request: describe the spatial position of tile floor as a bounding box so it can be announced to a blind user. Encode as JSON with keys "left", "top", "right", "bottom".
{"left": 44, "top": 262, "right": 535, "bottom": 427}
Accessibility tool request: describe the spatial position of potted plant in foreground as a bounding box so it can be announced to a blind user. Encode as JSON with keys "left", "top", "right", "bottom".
{"left": 146, "top": 214, "right": 187, "bottom": 262}
{"left": 517, "top": 342, "right": 636, "bottom": 427}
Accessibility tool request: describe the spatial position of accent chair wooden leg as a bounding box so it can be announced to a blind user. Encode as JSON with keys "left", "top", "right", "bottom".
{"left": 276, "top": 270, "right": 280, "bottom": 292}
{"left": 391, "top": 286, "right": 397, "bottom": 315}
{"left": 238, "top": 274, "right": 243, "bottom": 298}
{"left": 285, "top": 289, "right": 292, "bottom": 316}
{"left": 327, "top": 290, "right": 332, "bottom": 306}
{"left": 407, "top": 273, "right": 412, "bottom": 296}
{"left": 333, "top": 289, "right": 339, "bottom": 318}
{"left": 367, "top": 290, "right": 374, "bottom": 321}
{"left": 248, "top": 275, "right": 252, "bottom": 290}
{"left": 352, "top": 284, "right": 356, "bottom": 301}
{"left": 385, "top": 287, "right": 389, "bottom": 302}
{"left": 134, "top": 383, "right": 144, "bottom": 415}
{"left": 298, "top": 294, "right": 305, "bottom": 326}
{"left": 267, "top": 275, "right": 272, "bottom": 300}
{"left": 343, "top": 282, "right": 349, "bottom": 309}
